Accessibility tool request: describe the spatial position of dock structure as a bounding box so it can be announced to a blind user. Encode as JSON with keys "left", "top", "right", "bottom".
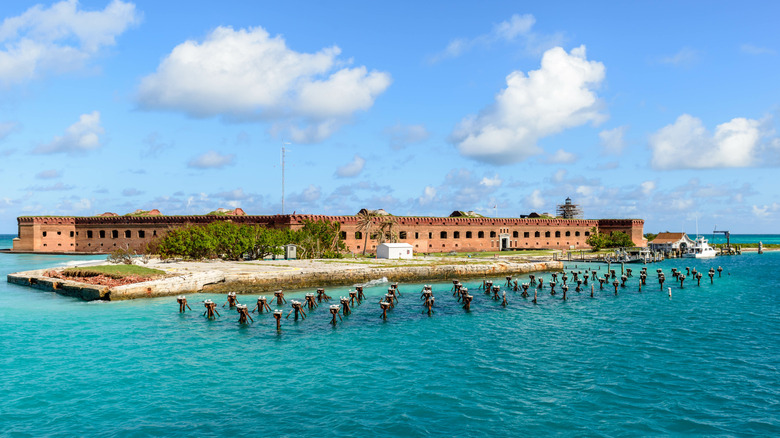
{"left": 558, "top": 247, "right": 664, "bottom": 264}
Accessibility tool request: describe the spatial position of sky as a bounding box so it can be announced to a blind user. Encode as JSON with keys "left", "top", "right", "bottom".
{"left": 0, "top": 0, "right": 778, "bottom": 234}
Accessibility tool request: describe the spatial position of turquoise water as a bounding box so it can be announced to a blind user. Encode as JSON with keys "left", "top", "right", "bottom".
{"left": 1, "top": 235, "right": 778, "bottom": 437}
{"left": 702, "top": 234, "right": 780, "bottom": 245}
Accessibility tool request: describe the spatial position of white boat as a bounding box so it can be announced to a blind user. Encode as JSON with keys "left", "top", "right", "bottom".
{"left": 683, "top": 236, "right": 717, "bottom": 259}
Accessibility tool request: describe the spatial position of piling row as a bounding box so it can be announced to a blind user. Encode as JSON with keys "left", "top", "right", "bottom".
{"left": 176, "top": 264, "right": 728, "bottom": 332}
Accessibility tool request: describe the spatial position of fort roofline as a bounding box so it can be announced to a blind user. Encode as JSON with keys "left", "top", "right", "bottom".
{"left": 12, "top": 213, "right": 645, "bottom": 254}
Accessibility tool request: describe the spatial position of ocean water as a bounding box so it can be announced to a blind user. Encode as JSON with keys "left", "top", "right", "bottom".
{"left": 701, "top": 234, "right": 780, "bottom": 245}
{"left": 1, "top": 234, "right": 778, "bottom": 437}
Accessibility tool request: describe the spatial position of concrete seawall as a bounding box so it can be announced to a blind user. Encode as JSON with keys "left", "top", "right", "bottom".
{"left": 7, "top": 259, "right": 562, "bottom": 301}
{"left": 206, "top": 260, "right": 562, "bottom": 294}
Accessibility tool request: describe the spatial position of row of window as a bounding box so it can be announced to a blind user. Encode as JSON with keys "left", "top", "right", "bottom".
{"left": 42, "top": 230, "right": 156, "bottom": 239}
{"left": 343, "top": 230, "right": 590, "bottom": 240}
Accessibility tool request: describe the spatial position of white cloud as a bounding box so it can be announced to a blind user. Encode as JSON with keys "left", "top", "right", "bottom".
{"left": 525, "top": 189, "right": 545, "bottom": 210}
{"left": 430, "top": 14, "right": 562, "bottom": 62}
{"left": 35, "top": 169, "right": 60, "bottom": 179}
{"left": 384, "top": 123, "right": 429, "bottom": 149}
{"left": 479, "top": 174, "right": 502, "bottom": 188}
{"left": 552, "top": 169, "right": 567, "bottom": 183}
{"left": 670, "top": 198, "right": 694, "bottom": 211}
{"left": 752, "top": 205, "right": 769, "bottom": 218}
{"left": 546, "top": 148, "right": 577, "bottom": 164}
{"left": 417, "top": 169, "right": 505, "bottom": 211}
{"left": 213, "top": 188, "right": 249, "bottom": 201}
{"left": 752, "top": 203, "right": 779, "bottom": 218}
{"left": 452, "top": 45, "right": 606, "bottom": 164}
{"left": 576, "top": 185, "right": 596, "bottom": 196}
{"left": 493, "top": 14, "right": 536, "bottom": 41}
{"left": 594, "top": 161, "right": 619, "bottom": 170}
{"left": 291, "top": 184, "right": 321, "bottom": 203}
{"left": 658, "top": 47, "right": 700, "bottom": 67}
{"left": 599, "top": 126, "right": 627, "bottom": 154}
{"left": 33, "top": 111, "right": 104, "bottom": 154}
{"left": 27, "top": 181, "right": 73, "bottom": 191}
{"left": 121, "top": 188, "right": 143, "bottom": 196}
{"left": 640, "top": 181, "right": 656, "bottom": 196}
{"left": 57, "top": 197, "right": 92, "bottom": 212}
{"left": 187, "top": 150, "right": 235, "bottom": 169}
{"left": 137, "top": 26, "right": 391, "bottom": 143}
{"left": 0, "top": 121, "right": 19, "bottom": 140}
{"left": 335, "top": 154, "right": 366, "bottom": 178}
{"left": 418, "top": 186, "right": 436, "bottom": 205}
{"left": 741, "top": 44, "right": 776, "bottom": 56}
{"left": 0, "top": 0, "right": 140, "bottom": 86}
{"left": 649, "top": 114, "right": 771, "bottom": 169}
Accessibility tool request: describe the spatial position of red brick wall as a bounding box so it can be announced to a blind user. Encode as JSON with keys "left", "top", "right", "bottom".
{"left": 12, "top": 214, "right": 644, "bottom": 254}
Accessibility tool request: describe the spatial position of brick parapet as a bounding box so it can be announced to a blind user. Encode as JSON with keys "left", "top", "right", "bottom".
{"left": 12, "top": 214, "right": 644, "bottom": 254}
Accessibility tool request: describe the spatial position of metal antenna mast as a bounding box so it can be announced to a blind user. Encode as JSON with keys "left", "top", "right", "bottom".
{"left": 281, "top": 142, "right": 290, "bottom": 214}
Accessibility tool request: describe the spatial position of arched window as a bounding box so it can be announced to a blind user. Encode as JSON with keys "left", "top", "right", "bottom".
{"left": 453, "top": 231, "right": 460, "bottom": 238}
{"left": 355, "top": 231, "right": 362, "bottom": 239}
{"left": 513, "top": 231, "right": 518, "bottom": 238}
{"left": 478, "top": 231, "right": 485, "bottom": 238}
{"left": 466, "top": 231, "right": 472, "bottom": 238}
{"left": 534, "top": 231, "right": 540, "bottom": 237}
{"left": 490, "top": 231, "right": 496, "bottom": 238}
{"left": 111, "top": 230, "right": 118, "bottom": 239}
{"left": 545, "top": 231, "right": 551, "bottom": 238}
{"left": 565, "top": 231, "right": 571, "bottom": 237}
{"left": 440, "top": 231, "right": 447, "bottom": 239}
{"left": 575, "top": 231, "right": 580, "bottom": 237}
{"left": 555, "top": 231, "right": 561, "bottom": 238}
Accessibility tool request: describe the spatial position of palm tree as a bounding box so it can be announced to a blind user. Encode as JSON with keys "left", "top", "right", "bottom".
{"left": 356, "top": 210, "right": 376, "bottom": 255}
{"left": 379, "top": 216, "right": 399, "bottom": 244}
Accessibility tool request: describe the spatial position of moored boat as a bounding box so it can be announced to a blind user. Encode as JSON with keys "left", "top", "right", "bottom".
{"left": 683, "top": 236, "right": 717, "bottom": 258}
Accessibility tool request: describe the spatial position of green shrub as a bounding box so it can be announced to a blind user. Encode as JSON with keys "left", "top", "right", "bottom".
{"left": 586, "top": 227, "right": 636, "bottom": 251}
{"left": 149, "top": 219, "right": 345, "bottom": 260}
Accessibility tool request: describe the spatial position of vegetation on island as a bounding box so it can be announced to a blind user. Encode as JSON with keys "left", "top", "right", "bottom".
{"left": 148, "top": 219, "right": 346, "bottom": 261}
{"left": 355, "top": 209, "right": 400, "bottom": 255}
{"left": 61, "top": 265, "right": 165, "bottom": 279}
{"left": 585, "top": 227, "right": 635, "bottom": 250}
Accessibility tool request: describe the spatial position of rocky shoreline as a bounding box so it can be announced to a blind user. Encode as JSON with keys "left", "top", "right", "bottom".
{"left": 7, "top": 257, "right": 563, "bottom": 301}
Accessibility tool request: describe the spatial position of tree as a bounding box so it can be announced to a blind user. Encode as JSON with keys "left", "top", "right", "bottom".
{"left": 378, "top": 216, "right": 399, "bottom": 244}
{"left": 150, "top": 219, "right": 346, "bottom": 260}
{"left": 356, "top": 210, "right": 377, "bottom": 255}
{"left": 586, "top": 227, "right": 636, "bottom": 251}
{"left": 609, "top": 231, "right": 635, "bottom": 248}
{"left": 586, "top": 227, "right": 609, "bottom": 250}
{"left": 291, "top": 219, "right": 346, "bottom": 259}
{"left": 249, "top": 226, "right": 286, "bottom": 259}
{"left": 207, "top": 221, "right": 253, "bottom": 260}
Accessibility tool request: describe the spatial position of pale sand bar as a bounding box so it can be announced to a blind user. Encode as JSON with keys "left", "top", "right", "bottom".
{"left": 7, "top": 255, "right": 563, "bottom": 301}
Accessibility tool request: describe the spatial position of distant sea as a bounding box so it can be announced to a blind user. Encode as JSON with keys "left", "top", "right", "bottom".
{"left": 0, "top": 234, "right": 778, "bottom": 436}
{"left": 700, "top": 234, "right": 780, "bottom": 244}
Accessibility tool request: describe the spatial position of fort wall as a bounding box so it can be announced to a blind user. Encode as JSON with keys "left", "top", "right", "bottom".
{"left": 11, "top": 214, "right": 645, "bottom": 254}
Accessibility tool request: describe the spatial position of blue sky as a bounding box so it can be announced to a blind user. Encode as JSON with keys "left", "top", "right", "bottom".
{"left": 0, "top": 0, "right": 778, "bottom": 234}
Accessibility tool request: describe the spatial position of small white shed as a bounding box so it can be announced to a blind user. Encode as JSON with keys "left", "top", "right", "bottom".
{"left": 376, "top": 243, "right": 414, "bottom": 259}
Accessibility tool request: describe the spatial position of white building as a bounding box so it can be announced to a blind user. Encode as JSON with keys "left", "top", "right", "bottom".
{"left": 648, "top": 232, "right": 695, "bottom": 253}
{"left": 376, "top": 243, "right": 413, "bottom": 259}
